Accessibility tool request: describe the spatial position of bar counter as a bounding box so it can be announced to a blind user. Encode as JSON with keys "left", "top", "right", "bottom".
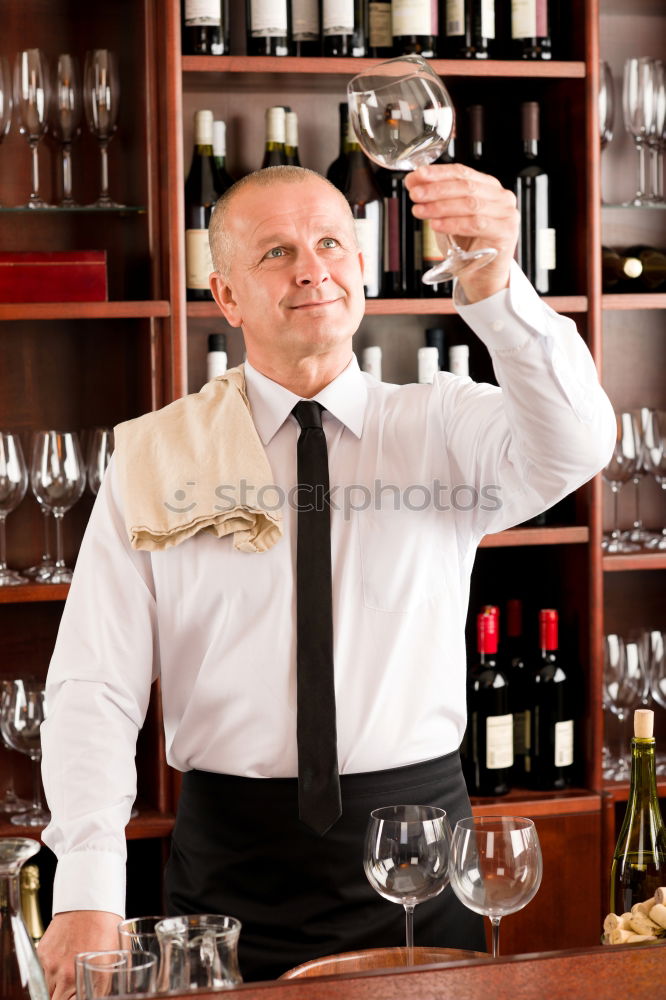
{"left": 167, "top": 943, "right": 666, "bottom": 1000}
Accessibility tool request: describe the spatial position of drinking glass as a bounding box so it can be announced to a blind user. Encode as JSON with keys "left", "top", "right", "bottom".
{"left": 87, "top": 427, "right": 114, "bottom": 495}
{"left": 648, "top": 60, "right": 665, "bottom": 203}
{"left": 599, "top": 61, "right": 614, "bottom": 203}
{"left": 622, "top": 407, "right": 659, "bottom": 548}
{"left": 0, "top": 56, "right": 12, "bottom": 202}
{"left": 31, "top": 431, "right": 86, "bottom": 584}
{"left": 347, "top": 54, "right": 496, "bottom": 284}
{"left": 52, "top": 54, "right": 82, "bottom": 207}
{"left": 622, "top": 57, "right": 656, "bottom": 207}
{"left": 643, "top": 410, "right": 666, "bottom": 550}
{"left": 0, "top": 431, "right": 29, "bottom": 586}
{"left": 83, "top": 49, "right": 123, "bottom": 208}
{"left": 601, "top": 412, "right": 641, "bottom": 554}
{"left": 363, "top": 804, "right": 452, "bottom": 963}
{"left": 0, "top": 679, "right": 50, "bottom": 826}
{"left": 117, "top": 915, "right": 164, "bottom": 966}
{"left": 155, "top": 914, "right": 243, "bottom": 991}
{"left": 643, "top": 630, "right": 666, "bottom": 775}
{"left": 0, "top": 680, "right": 31, "bottom": 814}
{"left": 75, "top": 949, "right": 156, "bottom": 999}
{"left": 13, "top": 49, "right": 51, "bottom": 208}
{"left": 448, "top": 816, "right": 542, "bottom": 958}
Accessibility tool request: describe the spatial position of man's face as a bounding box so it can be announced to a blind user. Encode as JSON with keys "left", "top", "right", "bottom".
{"left": 210, "top": 177, "right": 366, "bottom": 368}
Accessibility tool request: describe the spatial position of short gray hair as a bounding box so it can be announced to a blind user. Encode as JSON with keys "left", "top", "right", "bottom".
{"left": 208, "top": 166, "right": 356, "bottom": 278}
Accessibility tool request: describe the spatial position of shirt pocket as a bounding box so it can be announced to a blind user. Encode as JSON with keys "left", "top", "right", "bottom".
{"left": 357, "top": 505, "right": 448, "bottom": 613}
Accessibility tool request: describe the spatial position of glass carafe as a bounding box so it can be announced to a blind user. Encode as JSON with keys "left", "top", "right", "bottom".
{"left": 0, "top": 838, "right": 49, "bottom": 999}
{"left": 155, "top": 914, "right": 242, "bottom": 991}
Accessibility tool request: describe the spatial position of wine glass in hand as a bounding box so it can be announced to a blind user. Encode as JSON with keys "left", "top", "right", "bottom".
{"left": 0, "top": 679, "right": 50, "bottom": 826}
{"left": 364, "top": 804, "right": 451, "bottom": 963}
{"left": 449, "top": 816, "right": 542, "bottom": 958}
{"left": 14, "top": 49, "right": 52, "bottom": 208}
{"left": 31, "top": 431, "right": 86, "bottom": 584}
{"left": 83, "top": 49, "right": 124, "bottom": 208}
{"left": 347, "top": 55, "right": 496, "bottom": 284}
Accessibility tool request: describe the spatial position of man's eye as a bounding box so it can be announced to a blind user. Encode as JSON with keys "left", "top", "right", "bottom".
{"left": 321, "top": 238, "right": 339, "bottom": 248}
{"left": 265, "top": 247, "right": 285, "bottom": 259}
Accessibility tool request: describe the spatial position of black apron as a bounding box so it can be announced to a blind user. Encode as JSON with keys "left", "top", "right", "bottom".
{"left": 164, "top": 750, "right": 486, "bottom": 981}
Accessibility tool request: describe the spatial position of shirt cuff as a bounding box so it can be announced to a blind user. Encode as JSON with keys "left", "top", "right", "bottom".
{"left": 454, "top": 260, "right": 549, "bottom": 353}
{"left": 51, "top": 851, "right": 126, "bottom": 918}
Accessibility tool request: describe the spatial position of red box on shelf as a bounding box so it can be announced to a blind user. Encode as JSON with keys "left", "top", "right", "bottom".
{"left": 0, "top": 251, "right": 108, "bottom": 302}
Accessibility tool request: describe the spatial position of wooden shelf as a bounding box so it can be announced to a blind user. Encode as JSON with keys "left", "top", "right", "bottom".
{"left": 602, "top": 294, "right": 666, "bottom": 311}
{"left": 0, "top": 808, "right": 175, "bottom": 841}
{"left": 471, "top": 787, "right": 600, "bottom": 817}
{"left": 603, "top": 781, "right": 666, "bottom": 804}
{"left": 479, "top": 526, "right": 589, "bottom": 548}
{"left": 0, "top": 302, "right": 171, "bottom": 321}
{"left": 0, "top": 583, "right": 69, "bottom": 603}
{"left": 602, "top": 552, "right": 666, "bottom": 571}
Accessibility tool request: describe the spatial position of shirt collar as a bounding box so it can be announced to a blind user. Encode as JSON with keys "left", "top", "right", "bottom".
{"left": 244, "top": 355, "right": 367, "bottom": 445}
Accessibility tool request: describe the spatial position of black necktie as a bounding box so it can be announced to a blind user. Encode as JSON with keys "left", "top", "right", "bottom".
{"left": 292, "top": 400, "right": 341, "bottom": 836}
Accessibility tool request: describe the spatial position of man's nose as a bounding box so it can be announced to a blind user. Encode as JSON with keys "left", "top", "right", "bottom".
{"left": 295, "top": 249, "right": 330, "bottom": 287}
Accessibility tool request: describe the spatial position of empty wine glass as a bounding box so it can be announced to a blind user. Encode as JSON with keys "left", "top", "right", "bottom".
{"left": 0, "top": 432, "right": 29, "bottom": 586}
{"left": 643, "top": 630, "right": 666, "bottom": 775}
{"left": 622, "top": 57, "right": 656, "bottom": 207}
{"left": 448, "top": 816, "right": 542, "bottom": 958}
{"left": 0, "top": 679, "right": 50, "bottom": 827}
{"left": 75, "top": 949, "right": 157, "bottom": 999}
{"left": 0, "top": 680, "right": 31, "bottom": 815}
{"left": 347, "top": 54, "right": 496, "bottom": 284}
{"left": 83, "top": 49, "right": 124, "bottom": 208}
{"left": 602, "top": 412, "right": 641, "bottom": 554}
{"left": 13, "top": 49, "right": 52, "bottom": 208}
{"left": 643, "top": 410, "right": 666, "bottom": 551}
{"left": 31, "top": 431, "right": 86, "bottom": 584}
{"left": 647, "top": 60, "right": 665, "bottom": 203}
{"left": 622, "top": 408, "right": 659, "bottom": 548}
{"left": 363, "top": 804, "right": 451, "bottom": 964}
{"left": 0, "top": 55, "right": 12, "bottom": 203}
{"left": 87, "top": 428, "right": 114, "bottom": 495}
{"left": 599, "top": 61, "right": 614, "bottom": 203}
{"left": 52, "top": 54, "right": 82, "bottom": 207}
{"left": 23, "top": 431, "right": 58, "bottom": 583}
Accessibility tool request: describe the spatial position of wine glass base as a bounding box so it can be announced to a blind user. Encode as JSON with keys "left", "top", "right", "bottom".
{"left": 24, "top": 561, "right": 56, "bottom": 582}
{"left": 422, "top": 247, "right": 497, "bottom": 285}
{"left": 622, "top": 197, "right": 652, "bottom": 207}
{"left": 0, "top": 794, "right": 32, "bottom": 814}
{"left": 48, "top": 566, "right": 75, "bottom": 584}
{"left": 0, "top": 569, "right": 30, "bottom": 586}
{"left": 601, "top": 535, "right": 641, "bottom": 554}
{"left": 10, "top": 808, "right": 51, "bottom": 827}
{"left": 88, "top": 198, "right": 126, "bottom": 210}
{"left": 24, "top": 199, "right": 56, "bottom": 209}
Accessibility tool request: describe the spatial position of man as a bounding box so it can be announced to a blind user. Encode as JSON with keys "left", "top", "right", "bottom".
{"left": 39, "top": 164, "right": 615, "bottom": 998}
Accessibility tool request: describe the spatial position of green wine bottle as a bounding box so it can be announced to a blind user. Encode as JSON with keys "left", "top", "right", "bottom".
{"left": 610, "top": 709, "right": 666, "bottom": 915}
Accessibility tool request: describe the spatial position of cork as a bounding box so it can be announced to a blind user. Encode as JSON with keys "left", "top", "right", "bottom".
{"left": 634, "top": 709, "right": 654, "bottom": 739}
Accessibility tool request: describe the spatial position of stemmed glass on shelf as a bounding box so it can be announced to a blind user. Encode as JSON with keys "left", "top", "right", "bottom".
{"left": 0, "top": 56, "right": 12, "bottom": 200}
{"left": 448, "top": 816, "right": 542, "bottom": 958}
{"left": 0, "top": 679, "right": 31, "bottom": 816}
{"left": 347, "top": 54, "right": 496, "bottom": 284}
{"left": 83, "top": 49, "right": 123, "bottom": 208}
{"left": 643, "top": 410, "right": 666, "bottom": 550}
{"left": 599, "top": 61, "right": 614, "bottom": 203}
{"left": 0, "top": 431, "right": 28, "bottom": 586}
{"left": 31, "top": 430, "right": 86, "bottom": 584}
{"left": 0, "top": 679, "right": 50, "bottom": 827}
{"left": 52, "top": 54, "right": 82, "bottom": 207}
{"left": 87, "top": 427, "right": 115, "bottom": 496}
{"left": 13, "top": 49, "right": 52, "bottom": 208}
{"left": 647, "top": 60, "right": 665, "bottom": 204}
{"left": 622, "top": 57, "right": 655, "bottom": 207}
{"left": 602, "top": 412, "right": 641, "bottom": 554}
{"left": 363, "top": 804, "right": 452, "bottom": 964}
{"left": 603, "top": 633, "right": 650, "bottom": 781}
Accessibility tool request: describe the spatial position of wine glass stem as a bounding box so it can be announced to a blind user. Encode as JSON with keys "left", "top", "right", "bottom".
{"left": 62, "top": 143, "right": 73, "bottom": 203}
{"left": 632, "top": 478, "right": 642, "bottom": 531}
{"left": 42, "top": 509, "right": 52, "bottom": 561}
{"left": 29, "top": 140, "right": 40, "bottom": 202}
{"left": 635, "top": 139, "right": 647, "bottom": 200}
{"left": 0, "top": 513, "right": 10, "bottom": 571}
{"left": 99, "top": 139, "right": 110, "bottom": 202}
{"left": 53, "top": 511, "right": 66, "bottom": 570}
{"left": 610, "top": 485, "right": 622, "bottom": 542}
{"left": 30, "top": 753, "right": 45, "bottom": 814}
{"left": 404, "top": 904, "right": 415, "bottom": 964}
{"left": 490, "top": 916, "right": 501, "bottom": 958}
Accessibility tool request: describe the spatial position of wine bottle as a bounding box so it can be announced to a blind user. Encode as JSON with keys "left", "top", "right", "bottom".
{"left": 420, "top": 137, "right": 456, "bottom": 298}
{"left": 425, "top": 327, "right": 446, "bottom": 370}
{"left": 529, "top": 609, "right": 574, "bottom": 790}
{"left": 378, "top": 168, "right": 415, "bottom": 297}
{"left": 443, "top": 0, "right": 496, "bottom": 60}
{"left": 19, "top": 866, "right": 44, "bottom": 946}
{"left": 206, "top": 332, "right": 228, "bottom": 382}
{"left": 185, "top": 110, "right": 220, "bottom": 302}
{"left": 465, "top": 104, "right": 494, "bottom": 176}
{"left": 285, "top": 111, "right": 301, "bottom": 166}
{"left": 610, "top": 709, "right": 666, "bottom": 915}
{"left": 368, "top": 0, "right": 393, "bottom": 58}
{"left": 343, "top": 117, "right": 384, "bottom": 299}
{"left": 246, "top": 0, "right": 291, "bottom": 56}
{"left": 601, "top": 246, "right": 643, "bottom": 292}
{"left": 417, "top": 346, "right": 439, "bottom": 384}
{"left": 182, "top": 0, "right": 230, "bottom": 55}
{"left": 212, "top": 120, "right": 234, "bottom": 191}
{"left": 322, "top": 0, "right": 366, "bottom": 57}
{"left": 623, "top": 246, "right": 666, "bottom": 292}
{"left": 464, "top": 610, "right": 513, "bottom": 797}
{"left": 511, "top": 0, "right": 552, "bottom": 60}
{"left": 448, "top": 344, "right": 469, "bottom": 377}
{"left": 504, "top": 598, "right": 531, "bottom": 782}
{"left": 291, "top": 0, "right": 320, "bottom": 55}
{"left": 514, "top": 101, "right": 556, "bottom": 294}
{"left": 261, "top": 107, "right": 289, "bottom": 167}
{"left": 327, "top": 103, "right": 350, "bottom": 192}
{"left": 391, "top": 0, "right": 438, "bottom": 57}
{"left": 361, "top": 345, "right": 382, "bottom": 380}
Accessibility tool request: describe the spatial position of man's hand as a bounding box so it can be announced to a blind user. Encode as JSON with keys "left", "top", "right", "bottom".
{"left": 38, "top": 910, "right": 122, "bottom": 1000}
{"left": 405, "top": 163, "right": 520, "bottom": 303}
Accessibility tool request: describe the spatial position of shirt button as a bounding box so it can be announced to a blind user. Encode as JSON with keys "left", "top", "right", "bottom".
{"left": 491, "top": 319, "right": 505, "bottom": 332}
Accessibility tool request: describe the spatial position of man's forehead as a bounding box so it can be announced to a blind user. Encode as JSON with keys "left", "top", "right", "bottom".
{"left": 230, "top": 182, "right": 351, "bottom": 238}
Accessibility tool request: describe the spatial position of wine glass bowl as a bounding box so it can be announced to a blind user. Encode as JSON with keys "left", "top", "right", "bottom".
{"left": 622, "top": 57, "right": 656, "bottom": 206}
{"left": 87, "top": 427, "right": 115, "bottom": 495}
{"left": 448, "top": 816, "right": 542, "bottom": 957}
{"left": 31, "top": 430, "right": 86, "bottom": 584}
{"left": 602, "top": 412, "right": 641, "bottom": 554}
{"left": 347, "top": 54, "right": 497, "bottom": 284}
{"left": 13, "top": 49, "right": 52, "bottom": 208}
{"left": 83, "top": 49, "right": 124, "bottom": 208}
{"left": 0, "top": 431, "right": 29, "bottom": 586}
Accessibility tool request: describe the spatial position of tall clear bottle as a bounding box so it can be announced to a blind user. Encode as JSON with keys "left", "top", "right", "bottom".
{"left": 185, "top": 110, "right": 221, "bottom": 302}
{"left": 610, "top": 709, "right": 666, "bottom": 915}
{"left": 0, "top": 838, "right": 49, "bottom": 1000}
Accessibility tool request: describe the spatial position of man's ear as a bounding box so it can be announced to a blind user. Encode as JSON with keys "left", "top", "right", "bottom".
{"left": 210, "top": 272, "right": 242, "bottom": 327}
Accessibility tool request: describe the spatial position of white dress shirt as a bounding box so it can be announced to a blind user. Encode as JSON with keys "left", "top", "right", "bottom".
{"left": 41, "top": 263, "right": 615, "bottom": 917}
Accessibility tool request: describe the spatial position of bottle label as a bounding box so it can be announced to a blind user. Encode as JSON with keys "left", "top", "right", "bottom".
{"left": 486, "top": 714, "right": 514, "bottom": 770}
{"left": 512, "top": 0, "right": 548, "bottom": 39}
{"left": 393, "top": 0, "right": 436, "bottom": 37}
{"left": 513, "top": 708, "right": 531, "bottom": 756}
{"left": 353, "top": 217, "right": 381, "bottom": 293}
{"left": 323, "top": 0, "right": 354, "bottom": 34}
{"left": 481, "top": 0, "right": 495, "bottom": 38}
{"left": 445, "top": 0, "right": 464, "bottom": 36}
{"left": 369, "top": 2, "right": 393, "bottom": 47}
{"left": 422, "top": 219, "right": 444, "bottom": 263}
{"left": 537, "top": 228, "right": 557, "bottom": 271}
{"left": 185, "top": 0, "right": 219, "bottom": 26}
{"left": 250, "top": 0, "right": 288, "bottom": 35}
{"left": 185, "top": 228, "right": 214, "bottom": 289}
{"left": 292, "top": 0, "right": 319, "bottom": 38}
{"left": 554, "top": 719, "right": 574, "bottom": 767}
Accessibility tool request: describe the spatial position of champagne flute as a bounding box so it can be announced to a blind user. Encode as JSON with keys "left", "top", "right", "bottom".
{"left": 13, "top": 49, "right": 52, "bottom": 208}
{"left": 30, "top": 431, "right": 86, "bottom": 584}
{"left": 0, "top": 679, "right": 50, "bottom": 827}
{"left": 363, "top": 804, "right": 451, "bottom": 965}
{"left": 449, "top": 816, "right": 542, "bottom": 958}
{"left": 622, "top": 57, "right": 655, "bottom": 207}
{"left": 52, "top": 54, "right": 82, "bottom": 207}
{"left": 83, "top": 49, "right": 124, "bottom": 208}
{"left": 602, "top": 412, "right": 641, "bottom": 554}
{"left": 347, "top": 54, "right": 497, "bottom": 284}
{"left": 0, "top": 432, "right": 28, "bottom": 586}
{"left": 87, "top": 427, "right": 114, "bottom": 495}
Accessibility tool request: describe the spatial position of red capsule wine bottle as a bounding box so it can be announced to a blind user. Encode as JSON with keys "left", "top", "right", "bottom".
{"left": 529, "top": 609, "right": 574, "bottom": 790}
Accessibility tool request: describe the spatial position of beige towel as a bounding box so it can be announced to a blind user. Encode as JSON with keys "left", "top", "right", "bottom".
{"left": 113, "top": 365, "right": 283, "bottom": 553}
